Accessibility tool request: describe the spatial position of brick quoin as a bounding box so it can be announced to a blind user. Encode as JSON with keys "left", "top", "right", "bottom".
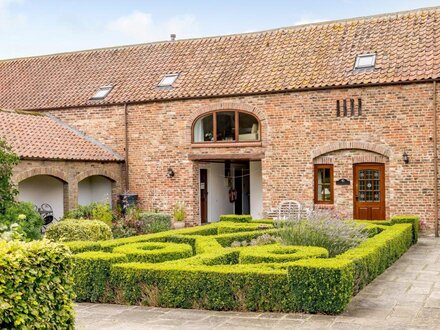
{"left": 40, "top": 82, "right": 438, "bottom": 230}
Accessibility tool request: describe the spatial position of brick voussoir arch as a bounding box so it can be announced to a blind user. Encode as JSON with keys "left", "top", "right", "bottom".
{"left": 75, "top": 168, "right": 118, "bottom": 183}
{"left": 187, "top": 101, "right": 269, "bottom": 143}
{"left": 311, "top": 141, "right": 391, "bottom": 159}
{"left": 13, "top": 167, "right": 69, "bottom": 184}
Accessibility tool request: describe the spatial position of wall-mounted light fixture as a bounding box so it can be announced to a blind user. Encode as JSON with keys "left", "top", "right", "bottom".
{"left": 402, "top": 152, "right": 409, "bottom": 164}
{"left": 166, "top": 168, "right": 175, "bottom": 178}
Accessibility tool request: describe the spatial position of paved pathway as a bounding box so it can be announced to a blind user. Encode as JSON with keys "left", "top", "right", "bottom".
{"left": 75, "top": 236, "right": 440, "bottom": 329}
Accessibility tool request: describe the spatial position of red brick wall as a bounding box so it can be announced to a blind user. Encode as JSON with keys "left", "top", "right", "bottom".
{"left": 47, "top": 104, "right": 127, "bottom": 156}
{"left": 44, "top": 82, "right": 438, "bottom": 229}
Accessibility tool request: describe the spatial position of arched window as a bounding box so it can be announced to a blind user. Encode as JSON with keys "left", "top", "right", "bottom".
{"left": 193, "top": 111, "right": 260, "bottom": 143}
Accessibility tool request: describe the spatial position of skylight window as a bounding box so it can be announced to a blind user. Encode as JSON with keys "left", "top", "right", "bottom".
{"left": 354, "top": 54, "right": 376, "bottom": 69}
{"left": 90, "top": 85, "right": 113, "bottom": 100}
{"left": 158, "top": 74, "right": 179, "bottom": 87}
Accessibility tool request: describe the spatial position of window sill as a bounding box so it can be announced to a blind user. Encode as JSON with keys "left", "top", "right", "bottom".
{"left": 191, "top": 142, "right": 262, "bottom": 148}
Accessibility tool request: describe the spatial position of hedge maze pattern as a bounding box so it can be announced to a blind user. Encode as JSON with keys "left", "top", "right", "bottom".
{"left": 68, "top": 216, "right": 418, "bottom": 314}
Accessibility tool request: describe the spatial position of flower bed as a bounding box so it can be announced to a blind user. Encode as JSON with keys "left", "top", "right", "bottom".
{"left": 67, "top": 216, "right": 418, "bottom": 314}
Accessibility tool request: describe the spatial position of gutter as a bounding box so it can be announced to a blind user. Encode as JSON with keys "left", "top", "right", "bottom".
{"left": 20, "top": 157, "right": 124, "bottom": 163}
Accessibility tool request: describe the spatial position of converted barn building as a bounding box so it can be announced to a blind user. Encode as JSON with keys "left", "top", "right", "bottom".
{"left": 0, "top": 7, "right": 439, "bottom": 232}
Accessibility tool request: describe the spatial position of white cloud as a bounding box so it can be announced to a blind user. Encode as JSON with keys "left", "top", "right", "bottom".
{"left": 107, "top": 10, "right": 199, "bottom": 42}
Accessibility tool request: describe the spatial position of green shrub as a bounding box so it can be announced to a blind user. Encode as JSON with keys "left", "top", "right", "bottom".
{"left": 69, "top": 219, "right": 417, "bottom": 314}
{"left": 239, "top": 244, "right": 328, "bottom": 264}
{"left": 288, "top": 259, "right": 354, "bottom": 314}
{"left": 0, "top": 239, "right": 75, "bottom": 328}
{"left": 219, "top": 214, "right": 252, "bottom": 223}
{"left": 390, "top": 215, "right": 419, "bottom": 243}
{"left": 73, "top": 251, "right": 127, "bottom": 302}
{"left": 66, "top": 202, "right": 113, "bottom": 227}
{"left": 0, "top": 222, "right": 24, "bottom": 241}
{"left": 64, "top": 240, "right": 102, "bottom": 253}
{"left": 0, "top": 138, "right": 19, "bottom": 213}
{"left": 337, "top": 223, "right": 413, "bottom": 293}
{"left": 111, "top": 263, "right": 294, "bottom": 311}
{"left": 46, "top": 219, "right": 112, "bottom": 242}
{"left": 0, "top": 201, "right": 44, "bottom": 240}
{"left": 217, "top": 222, "right": 272, "bottom": 234}
{"left": 112, "top": 242, "right": 193, "bottom": 263}
{"left": 139, "top": 212, "right": 172, "bottom": 233}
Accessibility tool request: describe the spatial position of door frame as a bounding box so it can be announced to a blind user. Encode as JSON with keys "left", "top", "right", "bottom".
{"left": 199, "top": 168, "right": 208, "bottom": 224}
{"left": 353, "top": 163, "right": 386, "bottom": 220}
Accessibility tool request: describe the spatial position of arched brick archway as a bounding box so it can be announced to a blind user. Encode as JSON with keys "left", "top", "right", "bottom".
{"left": 76, "top": 169, "right": 119, "bottom": 208}
{"left": 14, "top": 167, "right": 69, "bottom": 219}
{"left": 75, "top": 169, "right": 117, "bottom": 183}
{"left": 187, "top": 102, "right": 270, "bottom": 144}
{"left": 13, "top": 167, "right": 69, "bottom": 184}
{"left": 311, "top": 141, "right": 391, "bottom": 159}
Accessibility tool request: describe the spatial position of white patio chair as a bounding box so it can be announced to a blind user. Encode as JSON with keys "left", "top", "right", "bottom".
{"left": 276, "top": 200, "right": 302, "bottom": 221}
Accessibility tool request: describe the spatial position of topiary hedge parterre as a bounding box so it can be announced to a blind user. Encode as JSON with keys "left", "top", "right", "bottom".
{"left": 66, "top": 216, "right": 418, "bottom": 314}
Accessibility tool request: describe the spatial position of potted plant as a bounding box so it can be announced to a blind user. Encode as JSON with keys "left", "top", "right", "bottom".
{"left": 172, "top": 202, "right": 186, "bottom": 229}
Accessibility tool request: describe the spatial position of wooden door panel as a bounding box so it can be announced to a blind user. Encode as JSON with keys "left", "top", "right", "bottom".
{"left": 358, "top": 207, "right": 370, "bottom": 220}
{"left": 371, "top": 207, "right": 382, "bottom": 220}
{"left": 353, "top": 164, "right": 385, "bottom": 220}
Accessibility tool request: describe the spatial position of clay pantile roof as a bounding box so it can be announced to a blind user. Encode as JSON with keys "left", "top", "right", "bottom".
{"left": 0, "top": 110, "right": 123, "bottom": 161}
{"left": 0, "top": 7, "right": 439, "bottom": 110}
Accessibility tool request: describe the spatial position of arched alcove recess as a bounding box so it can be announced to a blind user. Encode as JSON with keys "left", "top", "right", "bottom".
{"left": 14, "top": 167, "right": 69, "bottom": 218}
{"left": 311, "top": 141, "right": 391, "bottom": 159}
{"left": 187, "top": 102, "right": 269, "bottom": 145}
{"left": 75, "top": 169, "right": 119, "bottom": 208}
{"left": 13, "top": 167, "right": 68, "bottom": 184}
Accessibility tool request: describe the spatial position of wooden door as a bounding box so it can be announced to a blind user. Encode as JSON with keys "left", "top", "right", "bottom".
{"left": 200, "top": 169, "right": 208, "bottom": 224}
{"left": 353, "top": 164, "right": 385, "bottom": 220}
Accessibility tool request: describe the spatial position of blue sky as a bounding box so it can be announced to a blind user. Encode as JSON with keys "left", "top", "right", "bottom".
{"left": 1, "top": 0, "right": 440, "bottom": 59}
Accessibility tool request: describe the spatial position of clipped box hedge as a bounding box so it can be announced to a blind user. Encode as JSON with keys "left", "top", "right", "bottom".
{"left": 70, "top": 216, "right": 418, "bottom": 314}
{"left": 73, "top": 251, "right": 127, "bottom": 302}
{"left": 219, "top": 214, "right": 252, "bottom": 223}
{"left": 46, "top": 219, "right": 113, "bottom": 242}
{"left": 112, "top": 242, "right": 193, "bottom": 263}
{"left": 0, "top": 239, "right": 75, "bottom": 329}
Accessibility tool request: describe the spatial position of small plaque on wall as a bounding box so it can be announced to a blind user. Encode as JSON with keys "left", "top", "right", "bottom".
{"left": 336, "top": 179, "right": 350, "bottom": 186}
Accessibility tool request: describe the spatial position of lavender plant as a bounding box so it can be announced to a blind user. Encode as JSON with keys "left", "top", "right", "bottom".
{"left": 276, "top": 209, "right": 368, "bottom": 257}
{"left": 230, "top": 234, "right": 277, "bottom": 247}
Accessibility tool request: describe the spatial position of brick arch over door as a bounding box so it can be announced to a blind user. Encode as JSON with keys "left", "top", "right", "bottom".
{"left": 311, "top": 141, "right": 391, "bottom": 159}
{"left": 13, "top": 167, "right": 69, "bottom": 184}
{"left": 187, "top": 102, "right": 269, "bottom": 144}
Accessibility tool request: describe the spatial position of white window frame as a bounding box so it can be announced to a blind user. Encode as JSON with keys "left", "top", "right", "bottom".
{"left": 158, "top": 73, "right": 179, "bottom": 87}
{"left": 90, "top": 85, "right": 113, "bottom": 100}
{"left": 354, "top": 54, "right": 376, "bottom": 69}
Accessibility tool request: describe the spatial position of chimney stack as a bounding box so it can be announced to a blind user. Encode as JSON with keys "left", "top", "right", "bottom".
{"left": 170, "top": 34, "right": 176, "bottom": 41}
